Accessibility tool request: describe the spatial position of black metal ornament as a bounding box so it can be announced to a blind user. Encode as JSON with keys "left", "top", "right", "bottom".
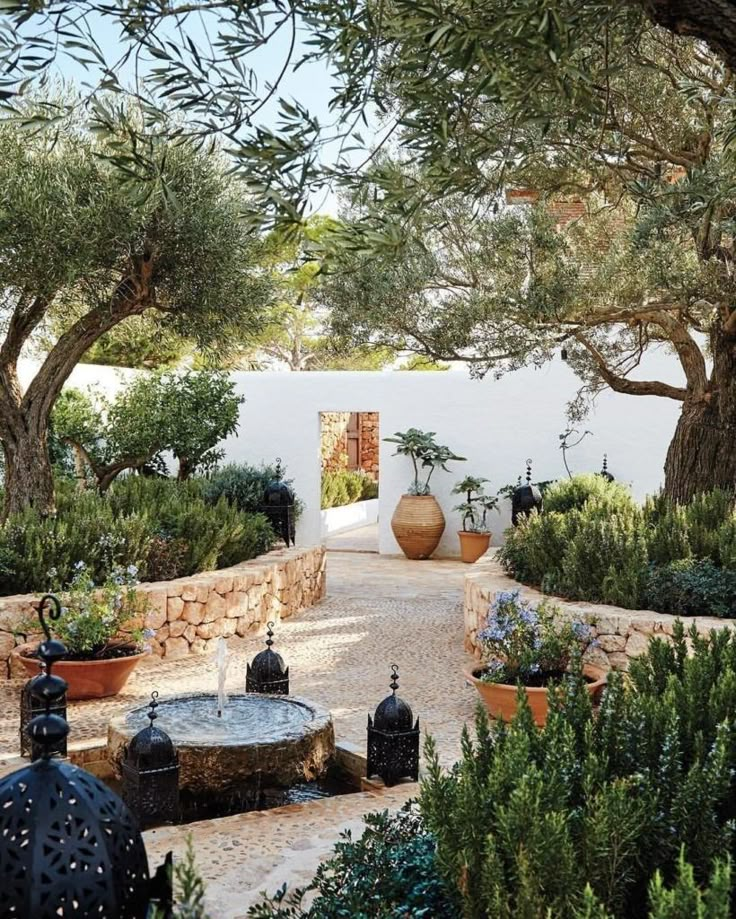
{"left": 0, "top": 594, "right": 170, "bottom": 919}
{"left": 121, "top": 691, "right": 180, "bottom": 829}
{"left": 366, "top": 665, "right": 420, "bottom": 787}
{"left": 246, "top": 621, "right": 289, "bottom": 694}
{"left": 260, "top": 458, "right": 296, "bottom": 547}
{"left": 600, "top": 453, "right": 615, "bottom": 482}
{"left": 511, "top": 459, "right": 544, "bottom": 526}
{"left": 19, "top": 658, "right": 67, "bottom": 760}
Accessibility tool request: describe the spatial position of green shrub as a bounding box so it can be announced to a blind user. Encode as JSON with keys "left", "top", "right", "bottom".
{"left": 321, "top": 470, "right": 376, "bottom": 509}
{"left": 0, "top": 476, "right": 276, "bottom": 595}
{"left": 645, "top": 499, "right": 691, "bottom": 567}
{"left": 646, "top": 559, "right": 736, "bottom": 618}
{"left": 418, "top": 623, "right": 736, "bottom": 918}
{"left": 248, "top": 808, "right": 457, "bottom": 918}
{"left": 498, "top": 510, "right": 570, "bottom": 591}
{"left": 202, "top": 462, "right": 291, "bottom": 514}
{"left": 254, "top": 625, "right": 736, "bottom": 919}
{"left": 543, "top": 474, "right": 636, "bottom": 515}
{"left": 683, "top": 489, "right": 735, "bottom": 562}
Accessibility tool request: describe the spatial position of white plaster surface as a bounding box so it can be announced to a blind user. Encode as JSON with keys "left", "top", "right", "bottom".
{"left": 18, "top": 348, "right": 684, "bottom": 557}
{"left": 320, "top": 498, "right": 379, "bottom": 537}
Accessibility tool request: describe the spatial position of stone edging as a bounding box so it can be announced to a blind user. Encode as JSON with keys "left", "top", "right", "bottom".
{"left": 464, "top": 553, "right": 736, "bottom": 671}
{"left": 1, "top": 545, "right": 326, "bottom": 678}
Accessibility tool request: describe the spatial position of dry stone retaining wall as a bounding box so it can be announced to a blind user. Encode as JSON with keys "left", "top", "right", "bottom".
{"left": 1, "top": 546, "right": 326, "bottom": 678}
{"left": 465, "top": 554, "right": 735, "bottom": 671}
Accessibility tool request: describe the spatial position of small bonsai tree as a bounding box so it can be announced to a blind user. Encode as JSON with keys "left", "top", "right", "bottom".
{"left": 452, "top": 476, "right": 499, "bottom": 533}
{"left": 384, "top": 428, "right": 465, "bottom": 495}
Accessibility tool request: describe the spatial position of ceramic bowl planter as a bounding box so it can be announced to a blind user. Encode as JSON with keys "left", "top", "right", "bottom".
{"left": 391, "top": 495, "right": 446, "bottom": 559}
{"left": 458, "top": 530, "right": 491, "bottom": 564}
{"left": 15, "top": 643, "right": 147, "bottom": 700}
{"left": 465, "top": 663, "right": 608, "bottom": 727}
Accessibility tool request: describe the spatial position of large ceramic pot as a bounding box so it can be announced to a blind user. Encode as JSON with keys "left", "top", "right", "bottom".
{"left": 391, "top": 494, "right": 446, "bottom": 559}
{"left": 465, "top": 663, "right": 607, "bottom": 727}
{"left": 14, "top": 643, "right": 147, "bottom": 700}
{"left": 458, "top": 531, "right": 491, "bottom": 564}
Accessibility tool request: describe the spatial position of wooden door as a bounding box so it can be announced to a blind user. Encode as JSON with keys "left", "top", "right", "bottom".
{"left": 346, "top": 412, "right": 360, "bottom": 469}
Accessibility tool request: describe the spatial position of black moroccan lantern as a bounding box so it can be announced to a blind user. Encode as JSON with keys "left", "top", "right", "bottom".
{"left": 19, "top": 659, "right": 67, "bottom": 760}
{"left": 600, "top": 453, "right": 615, "bottom": 482}
{"left": 366, "top": 665, "right": 420, "bottom": 787}
{"left": 260, "top": 457, "right": 296, "bottom": 547}
{"left": 246, "top": 621, "right": 289, "bottom": 694}
{"left": 121, "top": 691, "right": 180, "bottom": 829}
{"left": 0, "top": 594, "right": 171, "bottom": 918}
{"left": 511, "top": 458, "right": 544, "bottom": 526}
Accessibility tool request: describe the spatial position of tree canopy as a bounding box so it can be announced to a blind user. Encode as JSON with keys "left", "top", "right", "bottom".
{"left": 0, "top": 106, "right": 272, "bottom": 515}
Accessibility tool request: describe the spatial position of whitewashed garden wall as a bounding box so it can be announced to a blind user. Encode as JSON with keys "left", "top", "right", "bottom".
{"left": 18, "top": 350, "right": 684, "bottom": 557}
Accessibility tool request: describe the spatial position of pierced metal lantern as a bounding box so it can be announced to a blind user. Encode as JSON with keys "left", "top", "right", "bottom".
{"left": 0, "top": 594, "right": 171, "bottom": 919}
{"left": 600, "top": 453, "right": 615, "bottom": 482}
{"left": 246, "top": 621, "right": 289, "bottom": 694}
{"left": 19, "top": 660, "right": 67, "bottom": 760}
{"left": 511, "top": 458, "right": 544, "bottom": 526}
{"left": 367, "top": 665, "right": 420, "bottom": 787}
{"left": 121, "top": 691, "right": 180, "bottom": 829}
{"left": 260, "top": 457, "right": 296, "bottom": 547}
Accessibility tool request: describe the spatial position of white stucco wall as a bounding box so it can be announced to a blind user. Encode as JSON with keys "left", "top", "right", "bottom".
{"left": 221, "top": 348, "right": 683, "bottom": 556}
{"left": 16, "top": 348, "right": 685, "bottom": 557}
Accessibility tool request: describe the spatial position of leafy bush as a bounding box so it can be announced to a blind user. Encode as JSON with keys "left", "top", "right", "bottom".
{"left": 202, "top": 462, "right": 300, "bottom": 515}
{"left": 0, "top": 476, "right": 276, "bottom": 595}
{"left": 646, "top": 559, "right": 736, "bottom": 618}
{"left": 419, "top": 623, "right": 736, "bottom": 918}
{"left": 253, "top": 625, "right": 736, "bottom": 919}
{"left": 321, "top": 470, "right": 377, "bottom": 509}
{"left": 500, "top": 477, "right": 736, "bottom": 615}
{"left": 543, "top": 474, "right": 636, "bottom": 515}
{"left": 248, "top": 807, "right": 457, "bottom": 918}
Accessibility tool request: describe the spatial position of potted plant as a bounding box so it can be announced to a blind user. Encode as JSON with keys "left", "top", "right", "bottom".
{"left": 465, "top": 590, "right": 606, "bottom": 726}
{"left": 384, "top": 428, "right": 465, "bottom": 559}
{"left": 452, "top": 475, "right": 499, "bottom": 563}
{"left": 15, "top": 562, "right": 153, "bottom": 699}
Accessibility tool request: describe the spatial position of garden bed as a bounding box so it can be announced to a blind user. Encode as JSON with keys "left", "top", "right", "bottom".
{"left": 0, "top": 545, "right": 325, "bottom": 677}
{"left": 464, "top": 552, "right": 736, "bottom": 670}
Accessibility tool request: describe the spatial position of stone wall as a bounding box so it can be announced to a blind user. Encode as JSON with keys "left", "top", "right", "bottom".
{"left": 1, "top": 546, "right": 326, "bottom": 677}
{"left": 464, "top": 554, "right": 736, "bottom": 671}
{"left": 320, "top": 411, "right": 379, "bottom": 479}
{"left": 320, "top": 411, "right": 351, "bottom": 473}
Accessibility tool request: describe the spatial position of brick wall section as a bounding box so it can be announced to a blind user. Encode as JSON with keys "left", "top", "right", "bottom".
{"left": 464, "top": 555, "right": 735, "bottom": 672}
{"left": 1, "top": 546, "right": 326, "bottom": 678}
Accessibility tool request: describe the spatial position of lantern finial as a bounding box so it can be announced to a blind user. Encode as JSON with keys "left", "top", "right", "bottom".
{"left": 525, "top": 458, "right": 533, "bottom": 484}
{"left": 390, "top": 664, "right": 399, "bottom": 694}
{"left": 147, "top": 691, "right": 159, "bottom": 726}
{"left": 29, "top": 594, "right": 69, "bottom": 760}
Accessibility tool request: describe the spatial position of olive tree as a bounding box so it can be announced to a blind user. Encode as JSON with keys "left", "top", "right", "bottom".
{"left": 0, "top": 114, "right": 271, "bottom": 517}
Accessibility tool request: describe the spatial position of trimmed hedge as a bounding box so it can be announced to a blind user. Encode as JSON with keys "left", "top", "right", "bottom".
{"left": 321, "top": 470, "right": 378, "bottom": 509}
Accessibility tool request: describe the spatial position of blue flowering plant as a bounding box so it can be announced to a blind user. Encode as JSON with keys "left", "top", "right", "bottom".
{"left": 477, "top": 591, "right": 596, "bottom": 687}
{"left": 25, "top": 562, "right": 154, "bottom": 660}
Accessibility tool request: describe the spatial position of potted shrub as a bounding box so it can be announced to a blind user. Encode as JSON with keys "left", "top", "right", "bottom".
{"left": 452, "top": 476, "right": 499, "bottom": 563}
{"left": 15, "top": 562, "right": 153, "bottom": 699}
{"left": 384, "top": 428, "right": 465, "bottom": 559}
{"left": 465, "top": 590, "right": 606, "bottom": 726}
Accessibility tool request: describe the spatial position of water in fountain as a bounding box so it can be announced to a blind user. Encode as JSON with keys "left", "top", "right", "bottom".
{"left": 216, "top": 637, "right": 231, "bottom": 718}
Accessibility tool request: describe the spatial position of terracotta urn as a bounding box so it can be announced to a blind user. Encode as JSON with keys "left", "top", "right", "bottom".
{"left": 458, "top": 531, "right": 492, "bottom": 564}
{"left": 391, "top": 494, "right": 446, "bottom": 559}
{"left": 465, "top": 663, "right": 608, "bottom": 727}
{"left": 14, "top": 643, "right": 147, "bottom": 700}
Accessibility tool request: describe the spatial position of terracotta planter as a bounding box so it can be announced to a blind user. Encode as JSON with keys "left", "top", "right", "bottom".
{"left": 391, "top": 494, "right": 446, "bottom": 559}
{"left": 458, "top": 530, "right": 491, "bottom": 564}
{"left": 465, "top": 664, "right": 607, "bottom": 727}
{"left": 14, "top": 643, "right": 147, "bottom": 700}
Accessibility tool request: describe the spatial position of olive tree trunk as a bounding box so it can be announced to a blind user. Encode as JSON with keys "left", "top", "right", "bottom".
{"left": 664, "top": 332, "right": 736, "bottom": 502}
{"left": 1, "top": 427, "right": 56, "bottom": 518}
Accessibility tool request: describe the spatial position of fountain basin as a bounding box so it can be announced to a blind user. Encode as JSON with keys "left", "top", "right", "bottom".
{"left": 107, "top": 692, "right": 335, "bottom": 795}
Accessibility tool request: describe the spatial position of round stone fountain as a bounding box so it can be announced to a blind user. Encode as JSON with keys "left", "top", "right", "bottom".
{"left": 108, "top": 692, "right": 335, "bottom": 795}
